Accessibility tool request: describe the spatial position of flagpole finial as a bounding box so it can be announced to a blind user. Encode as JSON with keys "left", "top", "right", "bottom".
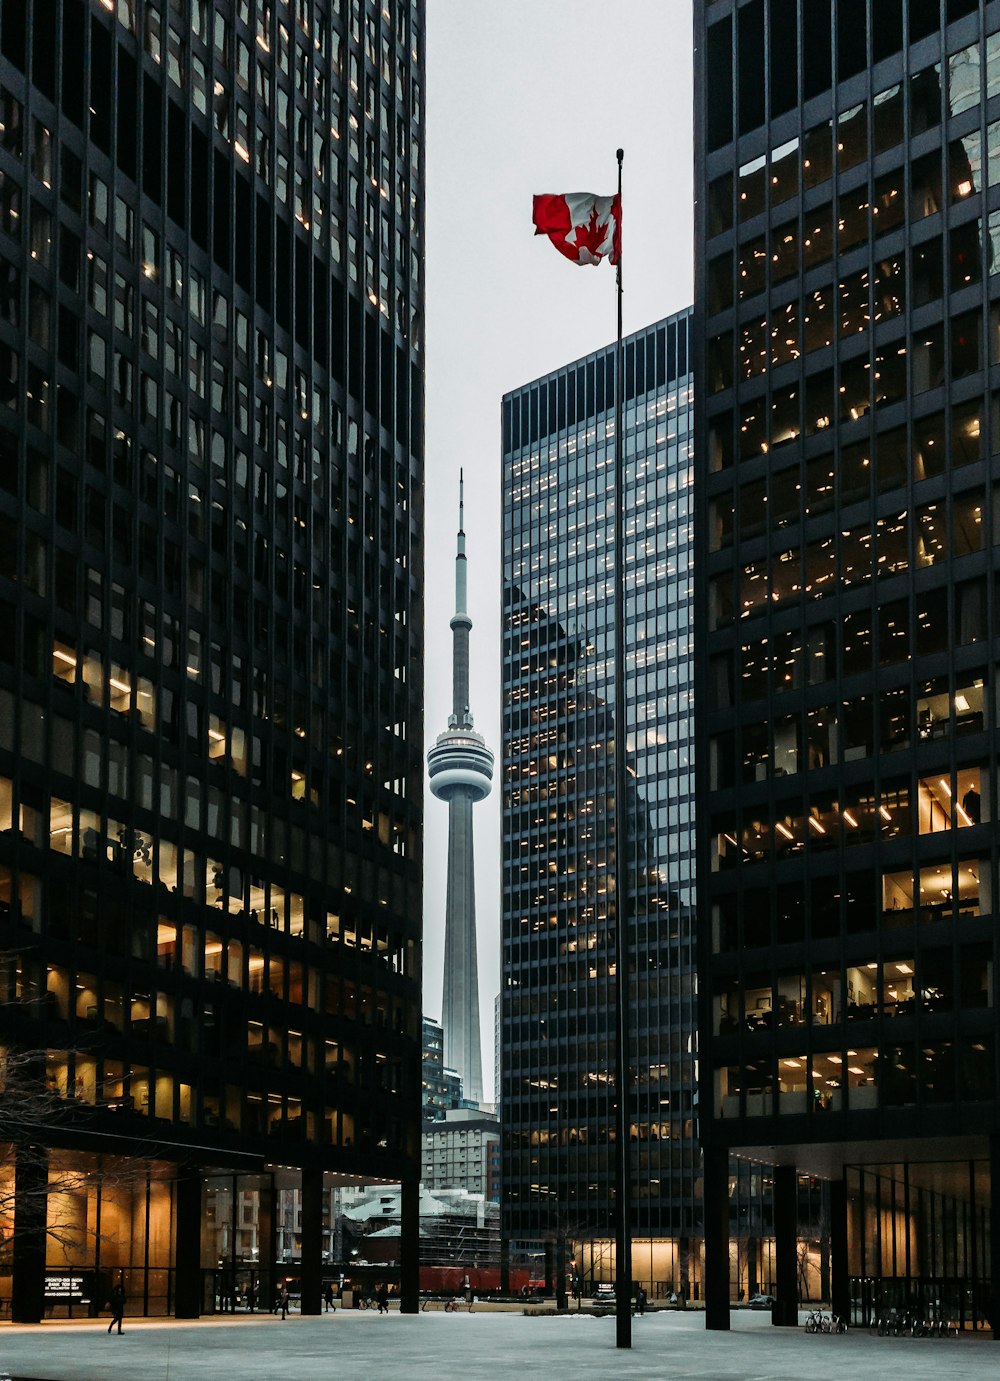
{"left": 616, "top": 148, "right": 624, "bottom": 163}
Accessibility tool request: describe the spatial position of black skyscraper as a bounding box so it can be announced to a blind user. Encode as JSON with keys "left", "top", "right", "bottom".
{"left": 694, "top": 0, "right": 1000, "bottom": 1331}
{"left": 501, "top": 313, "right": 699, "bottom": 1301}
{"left": 0, "top": 0, "right": 424, "bottom": 1321}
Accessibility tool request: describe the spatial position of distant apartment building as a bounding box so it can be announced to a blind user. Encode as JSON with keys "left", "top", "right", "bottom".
{"left": 422, "top": 1107, "right": 500, "bottom": 1201}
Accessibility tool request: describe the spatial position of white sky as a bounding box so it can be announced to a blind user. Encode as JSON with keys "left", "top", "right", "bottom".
{"left": 422, "top": 0, "right": 695, "bottom": 1101}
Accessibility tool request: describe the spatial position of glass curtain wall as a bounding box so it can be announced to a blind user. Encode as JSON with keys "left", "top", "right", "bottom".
{"left": 847, "top": 1158, "right": 991, "bottom": 1328}
{"left": 501, "top": 313, "right": 698, "bottom": 1300}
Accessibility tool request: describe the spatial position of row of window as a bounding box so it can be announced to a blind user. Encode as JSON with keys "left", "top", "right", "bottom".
{"left": 710, "top": 217, "right": 996, "bottom": 388}
{"left": 717, "top": 1037, "right": 993, "bottom": 1116}
{"left": 35, "top": 1044, "right": 385, "bottom": 1145}
{"left": 503, "top": 331, "right": 690, "bottom": 453}
{"left": 716, "top": 946, "right": 992, "bottom": 1036}
{"left": 710, "top": 602, "right": 993, "bottom": 722}
{"left": 707, "top": 32, "right": 994, "bottom": 235}
{"left": 15, "top": 796, "right": 410, "bottom": 917}
{"left": 77, "top": 0, "right": 420, "bottom": 304}
{"left": 709, "top": 498, "right": 998, "bottom": 631}
{"left": 712, "top": 856, "right": 989, "bottom": 951}
{"left": 711, "top": 675, "right": 992, "bottom": 786}
{"left": 708, "top": 401, "right": 984, "bottom": 551}
{"left": 0, "top": 669, "right": 410, "bottom": 845}
{"left": 714, "top": 764, "right": 990, "bottom": 870}
{"left": 42, "top": 957, "right": 409, "bottom": 1037}
{"left": 710, "top": 319, "right": 999, "bottom": 499}
{"left": 704, "top": 0, "right": 983, "bottom": 152}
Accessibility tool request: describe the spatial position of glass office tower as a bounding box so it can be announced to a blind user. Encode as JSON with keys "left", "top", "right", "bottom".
{"left": 501, "top": 312, "right": 699, "bottom": 1300}
{"left": 0, "top": 0, "right": 424, "bottom": 1320}
{"left": 694, "top": 0, "right": 1000, "bottom": 1331}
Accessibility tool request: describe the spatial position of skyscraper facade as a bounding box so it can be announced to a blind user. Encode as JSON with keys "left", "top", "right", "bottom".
{"left": 694, "top": 0, "right": 1000, "bottom": 1329}
{"left": 501, "top": 311, "right": 698, "bottom": 1299}
{"left": 421, "top": 1014, "right": 463, "bottom": 1120}
{"left": 0, "top": 0, "right": 424, "bottom": 1320}
{"left": 428, "top": 479, "right": 493, "bottom": 1106}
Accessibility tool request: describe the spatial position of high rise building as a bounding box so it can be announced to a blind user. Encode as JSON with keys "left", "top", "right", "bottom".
{"left": 421, "top": 1014, "right": 464, "bottom": 1120}
{"left": 0, "top": 0, "right": 424, "bottom": 1321}
{"left": 493, "top": 989, "right": 501, "bottom": 1116}
{"left": 427, "top": 477, "right": 493, "bottom": 1106}
{"left": 500, "top": 312, "right": 698, "bottom": 1299}
{"left": 694, "top": 0, "right": 1000, "bottom": 1330}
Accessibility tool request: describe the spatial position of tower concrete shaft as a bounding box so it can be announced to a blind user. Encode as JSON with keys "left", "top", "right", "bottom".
{"left": 442, "top": 789, "right": 482, "bottom": 1102}
{"left": 427, "top": 472, "right": 493, "bottom": 1106}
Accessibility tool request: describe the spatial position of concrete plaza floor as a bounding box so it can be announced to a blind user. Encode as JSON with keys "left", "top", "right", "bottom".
{"left": 0, "top": 1307, "right": 997, "bottom": 1381}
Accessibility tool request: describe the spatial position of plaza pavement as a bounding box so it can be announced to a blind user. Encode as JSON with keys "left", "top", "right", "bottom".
{"left": 0, "top": 1306, "right": 997, "bottom": 1381}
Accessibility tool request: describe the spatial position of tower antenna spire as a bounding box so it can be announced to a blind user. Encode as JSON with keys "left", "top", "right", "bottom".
{"left": 455, "top": 469, "right": 468, "bottom": 623}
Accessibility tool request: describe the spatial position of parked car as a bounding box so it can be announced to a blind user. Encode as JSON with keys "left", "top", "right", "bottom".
{"left": 748, "top": 1293, "right": 775, "bottom": 1309}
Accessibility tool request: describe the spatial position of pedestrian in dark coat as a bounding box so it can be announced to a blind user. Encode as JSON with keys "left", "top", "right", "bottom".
{"left": 107, "top": 1281, "right": 126, "bottom": 1334}
{"left": 376, "top": 1283, "right": 389, "bottom": 1314}
{"left": 324, "top": 1282, "right": 335, "bottom": 1312}
{"left": 278, "top": 1284, "right": 290, "bottom": 1319}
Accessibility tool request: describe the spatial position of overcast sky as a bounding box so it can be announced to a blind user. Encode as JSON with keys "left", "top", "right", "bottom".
{"left": 422, "top": 0, "right": 695, "bottom": 1101}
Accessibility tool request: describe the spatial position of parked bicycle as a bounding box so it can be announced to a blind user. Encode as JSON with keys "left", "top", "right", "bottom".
{"left": 805, "top": 1309, "right": 847, "bottom": 1333}
{"left": 875, "top": 1309, "right": 959, "bottom": 1338}
{"left": 421, "top": 1296, "right": 473, "bottom": 1313}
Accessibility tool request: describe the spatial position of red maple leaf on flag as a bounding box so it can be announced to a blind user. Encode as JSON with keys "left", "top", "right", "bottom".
{"left": 569, "top": 204, "right": 613, "bottom": 263}
{"left": 532, "top": 193, "right": 620, "bottom": 266}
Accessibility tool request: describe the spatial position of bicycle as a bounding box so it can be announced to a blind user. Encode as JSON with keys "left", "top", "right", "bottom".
{"left": 806, "top": 1309, "right": 847, "bottom": 1334}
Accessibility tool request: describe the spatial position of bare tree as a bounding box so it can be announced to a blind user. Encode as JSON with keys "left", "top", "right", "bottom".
{"left": 543, "top": 1205, "right": 609, "bottom": 1310}
{"left": 0, "top": 1046, "right": 171, "bottom": 1263}
{"left": 0, "top": 979, "right": 176, "bottom": 1269}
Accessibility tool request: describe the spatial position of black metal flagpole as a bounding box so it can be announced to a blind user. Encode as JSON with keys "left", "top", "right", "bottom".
{"left": 611, "top": 145, "right": 632, "bottom": 1351}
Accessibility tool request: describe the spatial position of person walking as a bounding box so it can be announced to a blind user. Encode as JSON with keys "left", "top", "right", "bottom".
{"left": 375, "top": 1283, "right": 389, "bottom": 1314}
{"left": 278, "top": 1283, "right": 290, "bottom": 1320}
{"left": 637, "top": 1286, "right": 647, "bottom": 1316}
{"left": 324, "top": 1282, "right": 335, "bottom": 1313}
{"left": 107, "top": 1280, "right": 126, "bottom": 1335}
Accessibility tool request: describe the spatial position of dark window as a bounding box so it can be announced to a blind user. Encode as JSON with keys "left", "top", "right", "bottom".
{"left": 836, "top": 0, "right": 867, "bottom": 80}
{"left": 706, "top": 16, "right": 734, "bottom": 151}
{"left": 802, "top": 0, "right": 832, "bottom": 100}
{"left": 737, "top": 0, "right": 766, "bottom": 136}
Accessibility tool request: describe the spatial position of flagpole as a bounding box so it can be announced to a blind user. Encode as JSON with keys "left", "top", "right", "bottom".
{"left": 611, "top": 145, "right": 632, "bottom": 1352}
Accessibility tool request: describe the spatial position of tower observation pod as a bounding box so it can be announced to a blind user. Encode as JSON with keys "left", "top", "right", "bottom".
{"left": 427, "top": 472, "right": 494, "bottom": 1105}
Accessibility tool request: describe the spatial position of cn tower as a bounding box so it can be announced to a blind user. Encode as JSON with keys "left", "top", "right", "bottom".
{"left": 427, "top": 472, "right": 494, "bottom": 1106}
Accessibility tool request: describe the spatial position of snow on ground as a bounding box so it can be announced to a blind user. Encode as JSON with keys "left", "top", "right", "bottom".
{"left": 0, "top": 1307, "right": 996, "bottom": 1381}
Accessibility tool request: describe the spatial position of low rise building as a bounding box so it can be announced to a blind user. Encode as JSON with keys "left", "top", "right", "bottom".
{"left": 422, "top": 1107, "right": 500, "bottom": 1201}
{"left": 337, "top": 1183, "right": 499, "bottom": 1272}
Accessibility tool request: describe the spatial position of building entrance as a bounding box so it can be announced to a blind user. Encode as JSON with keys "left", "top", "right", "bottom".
{"left": 847, "top": 1159, "right": 991, "bottom": 1331}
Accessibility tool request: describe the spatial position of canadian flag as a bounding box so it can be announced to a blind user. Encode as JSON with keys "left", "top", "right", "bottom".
{"left": 532, "top": 192, "right": 621, "bottom": 267}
